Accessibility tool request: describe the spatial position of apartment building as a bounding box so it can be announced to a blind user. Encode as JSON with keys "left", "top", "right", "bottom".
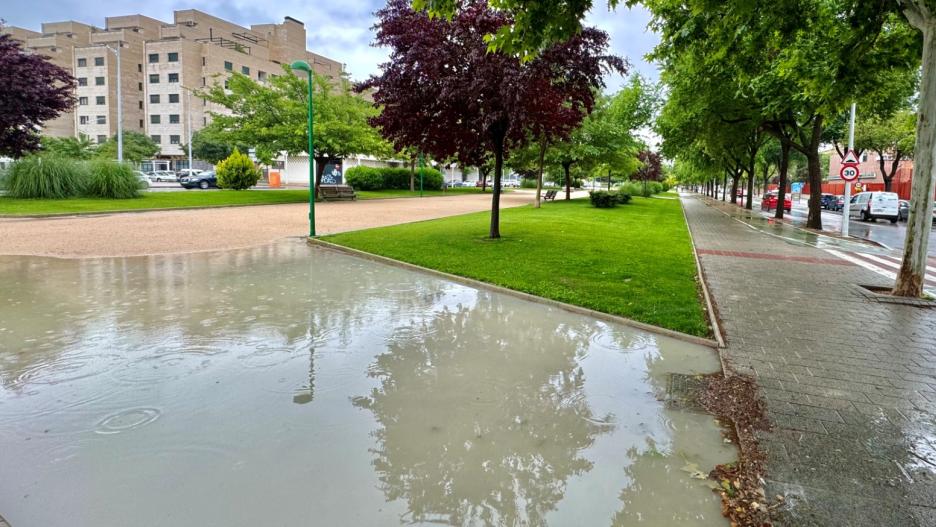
{"left": 5, "top": 10, "right": 343, "bottom": 163}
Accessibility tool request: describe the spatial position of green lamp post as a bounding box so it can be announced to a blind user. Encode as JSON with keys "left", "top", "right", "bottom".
{"left": 290, "top": 60, "right": 315, "bottom": 237}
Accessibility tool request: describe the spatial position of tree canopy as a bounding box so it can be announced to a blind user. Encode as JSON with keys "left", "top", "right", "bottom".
{"left": 0, "top": 32, "right": 75, "bottom": 157}
{"left": 95, "top": 131, "right": 160, "bottom": 164}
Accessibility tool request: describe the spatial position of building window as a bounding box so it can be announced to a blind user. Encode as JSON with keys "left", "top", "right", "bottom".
{"left": 77, "top": 58, "right": 87, "bottom": 67}
{"left": 168, "top": 52, "right": 179, "bottom": 62}
{"left": 96, "top": 96, "right": 105, "bottom": 105}
{"left": 96, "top": 115, "right": 106, "bottom": 125}
{"left": 168, "top": 73, "right": 179, "bottom": 83}
{"left": 150, "top": 115, "right": 161, "bottom": 124}
{"left": 149, "top": 74, "right": 159, "bottom": 84}
{"left": 170, "top": 135, "right": 180, "bottom": 145}
{"left": 138, "top": 82, "right": 143, "bottom": 91}
{"left": 78, "top": 96, "right": 88, "bottom": 106}
{"left": 258, "top": 71, "right": 266, "bottom": 81}
{"left": 148, "top": 53, "right": 159, "bottom": 63}
{"left": 203, "top": 116, "right": 207, "bottom": 125}
{"left": 151, "top": 135, "right": 161, "bottom": 144}
{"left": 78, "top": 77, "right": 87, "bottom": 86}
{"left": 97, "top": 135, "right": 107, "bottom": 143}
{"left": 138, "top": 100, "right": 143, "bottom": 109}
{"left": 224, "top": 61, "right": 233, "bottom": 71}
{"left": 201, "top": 77, "right": 206, "bottom": 86}
{"left": 150, "top": 94, "right": 160, "bottom": 104}
{"left": 137, "top": 63, "right": 142, "bottom": 72}
{"left": 94, "top": 56, "right": 104, "bottom": 66}
{"left": 95, "top": 77, "right": 105, "bottom": 86}
{"left": 169, "top": 114, "right": 180, "bottom": 124}
{"left": 79, "top": 115, "right": 89, "bottom": 124}
{"left": 202, "top": 57, "right": 206, "bottom": 66}
{"left": 169, "top": 93, "right": 179, "bottom": 103}
{"left": 241, "top": 66, "right": 250, "bottom": 75}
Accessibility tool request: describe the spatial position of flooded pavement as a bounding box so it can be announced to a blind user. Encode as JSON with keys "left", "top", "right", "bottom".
{"left": 0, "top": 239, "right": 732, "bottom": 527}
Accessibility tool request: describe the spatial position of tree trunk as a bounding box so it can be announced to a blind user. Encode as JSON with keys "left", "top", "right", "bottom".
{"left": 745, "top": 169, "right": 755, "bottom": 210}
{"left": 564, "top": 162, "right": 572, "bottom": 200}
{"left": 490, "top": 131, "right": 505, "bottom": 239}
{"left": 805, "top": 116, "right": 824, "bottom": 230}
{"left": 481, "top": 169, "right": 488, "bottom": 192}
{"left": 730, "top": 172, "right": 740, "bottom": 205}
{"left": 313, "top": 156, "right": 329, "bottom": 200}
{"left": 607, "top": 169, "right": 612, "bottom": 191}
{"left": 722, "top": 171, "right": 728, "bottom": 201}
{"left": 894, "top": 21, "right": 936, "bottom": 297}
{"left": 409, "top": 158, "right": 415, "bottom": 192}
{"left": 535, "top": 141, "right": 546, "bottom": 208}
{"left": 775, "top": 139, "right": 791, "bottom": 219}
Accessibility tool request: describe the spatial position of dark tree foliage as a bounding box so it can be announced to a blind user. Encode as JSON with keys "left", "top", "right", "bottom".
{"left": 360, "top": 0, "right": 624, "bottom": 238}
{"left": 633, "top": 150, "right": 663, "bottom": 182}
{"left": 0, "top": 32, "right": 75, "bottom": 157}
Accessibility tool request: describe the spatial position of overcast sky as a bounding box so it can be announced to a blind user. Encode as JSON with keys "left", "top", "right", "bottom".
{"left": 7, "top": 0, "right": 660, "bottom": 91}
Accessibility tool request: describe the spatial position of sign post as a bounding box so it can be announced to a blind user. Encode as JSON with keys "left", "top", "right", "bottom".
{"left": 841, "top": 103, "right": 859, "bottom": 237}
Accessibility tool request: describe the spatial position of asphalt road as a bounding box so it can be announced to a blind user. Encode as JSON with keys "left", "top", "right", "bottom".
{"left": 778, "top": 197, "right": 936, "bottom": 257}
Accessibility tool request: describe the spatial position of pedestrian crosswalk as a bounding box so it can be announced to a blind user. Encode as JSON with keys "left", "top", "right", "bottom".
{"left": 826, "top": 249, "right": 936, "bottom": 292}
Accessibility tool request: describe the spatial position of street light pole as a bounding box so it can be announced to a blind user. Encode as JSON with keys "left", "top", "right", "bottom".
{"left": 106, "top": 42, "right": 124, "bottom": 162}
{"left": 187, "top": 88, "right": 193, "bottom": 174}
{"left": 842, "top": 102, "right": 856, "bottom": 238}
{"left": 290, "top": 60, "right": 315, "bottom": 237}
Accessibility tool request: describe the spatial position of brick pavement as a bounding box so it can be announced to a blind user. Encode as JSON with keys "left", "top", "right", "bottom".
{"left": 682, "top": 194, "right": 936, "bottom": 526}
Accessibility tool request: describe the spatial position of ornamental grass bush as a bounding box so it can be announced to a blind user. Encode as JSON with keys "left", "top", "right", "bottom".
{"left": 345, "top": 166, "right": 444, "bottom": 190}
{"left": 216, "top": 149, "right": 261, "bottom": 190}
{"left": 5, "top": 155, "right": 87, "bottom": 199}
{"left": 589, "top": 190, "right": 632, "bottom": 208}
{"left": 84, "top": 159, "right": 142, "bottom": 199}
{"left": 620, "top": 181, "right": 643, "bottom": 198}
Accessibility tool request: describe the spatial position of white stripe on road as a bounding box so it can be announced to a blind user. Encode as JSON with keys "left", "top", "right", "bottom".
{"left": 826, "top": 249, "right": 936, "bottom": 291}
{"left": 856, "top": 252, "right": 936, "bottom": 276}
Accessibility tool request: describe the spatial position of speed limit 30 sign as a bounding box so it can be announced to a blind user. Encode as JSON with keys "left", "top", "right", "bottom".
{"left": 840, "top": 164, "right": 859, "bottom": 181}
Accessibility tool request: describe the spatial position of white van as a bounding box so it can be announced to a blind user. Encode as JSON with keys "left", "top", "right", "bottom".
{"left": 849, "top": 191, "right": 900, "bottom": 223}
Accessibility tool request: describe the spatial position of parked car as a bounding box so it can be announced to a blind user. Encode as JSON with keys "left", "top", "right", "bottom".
{"left": 831, "top": 195, "right": 845, "bottom": 211}
{"left": 151, "top": 170, "right": 177, "bottom": 182}
{"left": 820, "top": 193, "right": 837, "bottom": 209}
{"left": 848, "top": 191, "right": 899, "bottom": 223}
{"left": 761, "top": 191, "right": 792, "bottom": 212}
{"left": 898, "top": 200, "right": 910, "bottom": 222}
{"left": 134, "top": 171, "right": 151, "bottom": 188}
{"left": 180, "top": 171, "right": 217, "bottom": 189}
{"left": 176, "top": 169, "right": 204, "bottom": 179}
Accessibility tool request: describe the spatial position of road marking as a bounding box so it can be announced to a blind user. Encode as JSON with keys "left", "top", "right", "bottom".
{"left": 827, "top": 249, "right": 936, "bottom": 290}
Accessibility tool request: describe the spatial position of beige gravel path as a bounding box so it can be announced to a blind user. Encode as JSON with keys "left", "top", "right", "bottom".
{"left": 0, "top": 192, "right": 539, "bottom": 258}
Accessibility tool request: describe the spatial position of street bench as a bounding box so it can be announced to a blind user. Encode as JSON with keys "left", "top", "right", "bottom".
{"left": 320, "top": 184, "right": 357, "bottom": 201}
{"left": 543, "top": 189, "right": 558, "bottom": 201}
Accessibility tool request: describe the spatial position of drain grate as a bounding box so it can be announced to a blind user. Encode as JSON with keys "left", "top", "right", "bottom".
{"left": 664, "top": 373, "right": 707, "bottom": 412}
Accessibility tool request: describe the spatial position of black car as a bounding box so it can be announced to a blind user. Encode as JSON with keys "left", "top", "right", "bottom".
{"left": 180, "top": 171, "right": 217, "bottom": 189}
{"left": 820, "top": 193, "right": 837, "bottom": 209}
{"left": 898, "top": 200, "right": 909, "bottom": 221}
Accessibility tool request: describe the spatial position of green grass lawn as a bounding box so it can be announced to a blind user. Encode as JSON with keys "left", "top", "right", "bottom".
{"left": 0, "top": 187, "right": 496, "bottom": 216}
{"left": 324, "top": 197, "right": 710, "bottom": 337}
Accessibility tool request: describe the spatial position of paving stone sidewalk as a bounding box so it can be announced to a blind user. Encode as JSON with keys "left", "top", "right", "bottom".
{"left": 682, "top": 195, "right": 936, "bottom": 526}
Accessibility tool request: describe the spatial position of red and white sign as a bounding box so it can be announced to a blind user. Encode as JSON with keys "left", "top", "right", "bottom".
{"left": 840, "top": 150, "right": 860, "bottom": 181}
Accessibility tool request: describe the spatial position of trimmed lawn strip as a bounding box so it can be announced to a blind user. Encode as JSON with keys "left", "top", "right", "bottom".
{"left": 0, "top": 187, "right": 496, "bottom": 216}
{"left": 323, "top": 197, "right": 710, "bottom": 337}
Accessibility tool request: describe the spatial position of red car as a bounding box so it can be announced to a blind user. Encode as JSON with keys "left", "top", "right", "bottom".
{"left": 761, "top": 191, "right": 792, "bottom": 212}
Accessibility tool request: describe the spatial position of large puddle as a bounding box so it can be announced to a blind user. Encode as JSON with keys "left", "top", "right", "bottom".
{"left": 0, "top": 239, "right": 733, "bottom": 526}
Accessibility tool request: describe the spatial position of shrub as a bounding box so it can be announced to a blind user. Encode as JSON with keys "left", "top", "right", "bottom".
{"left": 620, "top": 181, "right": 642, "bottom": 197}
{"left": 520, "top": 178, "right": 537, "bottom": 188}
{"left": 345, "top": 165, "right": 444, "bottom": 190}
{"left": 649, "top": 181, "right": 664, "bottom": 194}
{"left": 589, "top": 190, "right": 620, "bottom": 208}
{"left": 84, "top": 159, "right": 142, "bottom": 199}
{"left": 616, "top": 192, "right": 632, "bottom": 204}
{"left": 216, "top": 148, "right": 261, "bottom": 190}
{"left": 5, "top": 155, "right": 87, "bottom": 199}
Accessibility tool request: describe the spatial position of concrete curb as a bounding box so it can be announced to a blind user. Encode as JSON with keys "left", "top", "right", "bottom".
{"left": 0, "top": 201, "right": 310, "bottom": 219}
{"left": 679, "top": 196, "right": 728, "bottom": 351}
{"left": 309, "top": 238, "right": 719, "bottom": 349}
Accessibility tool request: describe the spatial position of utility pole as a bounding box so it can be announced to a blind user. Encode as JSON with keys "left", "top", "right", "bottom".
{"left": 107, "top": 42, "right": 124, "bottom": 162}
{"left": 842, "top": 102, "right": 856, "bottom": 238}
{"left": 187, "top": 88, "right": 194, "bottom": 173}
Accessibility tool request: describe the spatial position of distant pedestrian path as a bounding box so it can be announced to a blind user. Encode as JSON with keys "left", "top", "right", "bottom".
{"left": 682, "top": 193, "right": 936, "bottom": 527}
{"left": 0, "top": 192, "right": 534, "bottom": 258}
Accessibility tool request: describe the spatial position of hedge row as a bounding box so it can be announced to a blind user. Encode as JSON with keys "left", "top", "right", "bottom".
{"left": 345, "top": 165, "right": 444, "bottom": 191}
{"left": 588, "top": 190, "right": 632, "bottom": 208}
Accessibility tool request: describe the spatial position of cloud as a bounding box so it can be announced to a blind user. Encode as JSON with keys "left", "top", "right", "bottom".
{"left": 7, "top": 0, "right": 658, "bottom": 90}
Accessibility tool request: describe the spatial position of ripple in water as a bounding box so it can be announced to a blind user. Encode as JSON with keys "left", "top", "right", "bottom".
{"left": 95, "top": 407, "right": 161, "bottom": 435}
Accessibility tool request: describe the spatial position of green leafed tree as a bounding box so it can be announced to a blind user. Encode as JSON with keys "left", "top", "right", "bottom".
{"left": 199, "top": 66, "right": 391, "bottom": 197}
{"left": 95, "top": 131, "right": 159, "bottom": 164}
{"left": 41, "top": 134, "right": 96, "bottom": 160}
{"left": 856, "top": 110, "right": 916, "bottom": 192}
{"left": 187, "top": 129, "right": 248, "bottom": 165}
